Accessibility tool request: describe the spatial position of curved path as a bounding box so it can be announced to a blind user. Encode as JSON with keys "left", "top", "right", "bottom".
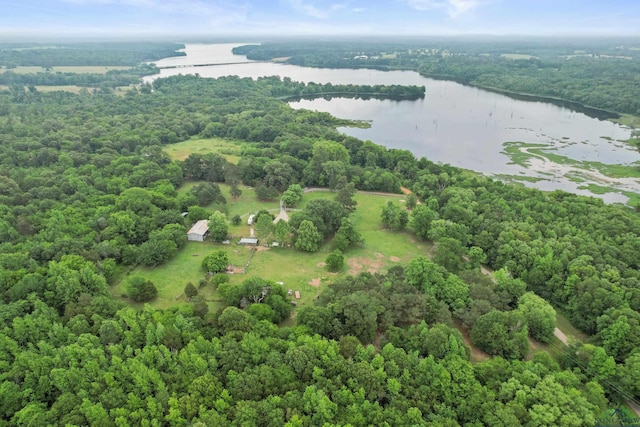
{"left": 273, "top": 199, "right": 289, "bottom": 223}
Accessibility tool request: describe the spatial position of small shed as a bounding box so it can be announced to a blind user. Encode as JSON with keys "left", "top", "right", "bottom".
{"left": 187, "top": 220, "right": 209, "bottom": 242}
{"left": 294, "top": 291, "right": 301, "bottom": 299}
{"left": 238, "top": 238, "right": 259, "bottom": 246}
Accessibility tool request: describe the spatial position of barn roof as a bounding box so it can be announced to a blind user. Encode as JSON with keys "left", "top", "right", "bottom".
{"left": 187, "top": 219, "right": 209, "bottom": 236}
{"left": 238, "top": 238, "right": 259, "bottom": 245}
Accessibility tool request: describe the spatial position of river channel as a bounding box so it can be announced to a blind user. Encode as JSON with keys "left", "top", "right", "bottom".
{"left": 145, "top": 43, "right": 640, "bottom": 204}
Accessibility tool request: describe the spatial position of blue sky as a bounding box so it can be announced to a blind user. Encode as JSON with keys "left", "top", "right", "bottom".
{"left": 1, "top": 0, "right": 639, "bottom": 38}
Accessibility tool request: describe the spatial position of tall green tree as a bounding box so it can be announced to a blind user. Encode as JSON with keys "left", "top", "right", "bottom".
{"left": 275, "top": 220, "right": 293, "bottom": 247}
{"left": 517, "top": 292, "right": 556, "bottom": 343}
{"left": 325, "top": 250, "right": 344, "bottom": 272}
{"left": 295, "top": 220, "right": 322, "bottom": 252}
{"left": 126, "top": 276, "right": 158, "bottom": 302}
{"left": 202, "top": 250, "right": 229, "bottom": 273}
{"left": 333, "top": 217, "right": 363, "bottom": 251}
{"left": 380, "top": 201, "right": 408, "bottom": 231}
{"left": 207, "top": 211, "right": 228, "bottom": 242}
{"left": 410, "top": 204, "right": 437, "bottom": 240}
{"left": 470, "top": 309, "right": 529, "bottom": 359}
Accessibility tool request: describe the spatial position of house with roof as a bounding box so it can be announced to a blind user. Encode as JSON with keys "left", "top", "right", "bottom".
{"left": 187, "top": 219, "right": 209, "bottom": 242}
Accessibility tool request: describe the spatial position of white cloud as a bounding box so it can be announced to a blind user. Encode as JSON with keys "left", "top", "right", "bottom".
{"left": 61, "top": 0, "right": 247, "bottom": 18}
{"left": 285, "top": 0, "right": 348, "bottom": 19}
{"left": 404, "top": 0, "right": 479, "bottom": 17}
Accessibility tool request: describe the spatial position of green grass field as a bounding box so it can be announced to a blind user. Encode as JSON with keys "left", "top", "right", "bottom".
{"left": 112, "top": 241, "right": 251, "bottom": 311}
{"left": 163, "top": 137, "right": 243, "bottom": 163}
{"left": 112, "top": 187, "right": 428, "bottom": 312}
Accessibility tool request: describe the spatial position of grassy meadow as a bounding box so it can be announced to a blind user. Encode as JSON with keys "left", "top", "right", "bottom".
{"left": 113, "top": 186, "right": 428, "bottom": 312}
{"left": 162, "top": 137, "right": 243, "bottom": 163}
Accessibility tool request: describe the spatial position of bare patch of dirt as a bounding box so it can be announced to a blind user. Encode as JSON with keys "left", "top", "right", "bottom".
{"left": 389, "top": 256, "right": 401, "bottom": 262}
{"left": 400, "top": 186, "right": 412, "bottom": 195}
{"left": 373, "top": 331, "right": 383, "bottom": 350}
{"left": 374, "top": 252, "right": 384, "bottom": 259}
{"left": 316, "top": 262, "right": 326, "bottom": 267}
{"left": 309, "top": 278, "right": 321, "bottom": 287}
{"left": 554, "top": 327, "right": 569, "bottom": 346}
{"left": 254, "top": 246, "right": 270, "bottom": 252}
{"left": 347, "top": 257, "right": 385, "bottom": 275}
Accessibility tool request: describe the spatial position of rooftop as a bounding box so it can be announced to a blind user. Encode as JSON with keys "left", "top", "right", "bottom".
{"left": 187, "top": 219, "right": 209, "bottom": 235}
{"left": 238, "top": 238, "right": 259, "bottom": 245}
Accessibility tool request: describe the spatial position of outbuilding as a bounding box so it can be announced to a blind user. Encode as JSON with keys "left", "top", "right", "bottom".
{"left": 187, "top": 220, "right": 209, "bottom": 242}
{"left": 238, "top": 238, "right": 259, "bottom": 246}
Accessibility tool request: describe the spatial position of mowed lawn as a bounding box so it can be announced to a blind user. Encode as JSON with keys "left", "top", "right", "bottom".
{"left": 113, "top": 187, "right": 429, "bottom": 314}
{"left": 112, "top": 241, "right": 252, "bottom": 311}
{"left": 163, "top": 137, "right": 243, "bottom": 163}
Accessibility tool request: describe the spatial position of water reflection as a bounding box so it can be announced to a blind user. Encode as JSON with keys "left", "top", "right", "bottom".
{"left": 147, "top": 44, "right": 639, "bottom": 204}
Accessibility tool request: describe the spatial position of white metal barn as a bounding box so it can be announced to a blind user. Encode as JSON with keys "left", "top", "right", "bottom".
{"left": 187, "top": 220, "right": 209, "bottom": 242}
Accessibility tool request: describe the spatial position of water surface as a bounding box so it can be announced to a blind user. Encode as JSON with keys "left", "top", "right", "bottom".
{"left": 147, "top": 44, "right": 639, "bottom": 203}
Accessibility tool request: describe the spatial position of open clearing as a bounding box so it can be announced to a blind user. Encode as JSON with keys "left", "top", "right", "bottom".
{"left": 113, "top": 187, "right": 427, "bottom": 311}
{"left": 112, "top": 241, "right": 248, "bottom": 311}
{"left": 162, "top": 137, "right": 243, "bottom": 163}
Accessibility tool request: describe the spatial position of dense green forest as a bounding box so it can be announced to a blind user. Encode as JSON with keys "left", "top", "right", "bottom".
{"left": 0, "top": 42, "right": 185, "bottom": 67}
{"left": 0, "top": 64, "right": 159, "bottom": 89}
{"left": 234, "top": 37, "right": 640, "bottom": 116}
{"left": 1, "top": 52, "right": 640, "bottom": 425}
{"left": 0, "top": 42, "right": 184, "bottom": 89}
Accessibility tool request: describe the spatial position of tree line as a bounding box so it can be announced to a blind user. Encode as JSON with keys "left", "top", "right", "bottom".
{"left": 0, "top": 64, "right": 159, "bottom": 88}
{"left": 235, "top": 38, "right": 640, "bottom": 116}
{"left": 0, "top": 41, "right": 185, "bottom": 67}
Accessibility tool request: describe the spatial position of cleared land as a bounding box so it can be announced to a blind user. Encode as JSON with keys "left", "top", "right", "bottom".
{"left": 162, "top": 137, "right": 243, "bottom": 163}
{"left": 112, "top": 187, "right": 427, "bottom": 311}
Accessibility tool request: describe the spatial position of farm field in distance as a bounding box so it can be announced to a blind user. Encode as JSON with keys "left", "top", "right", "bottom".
{"left": 0, "top": 65, "right": 132, "bottom": 74}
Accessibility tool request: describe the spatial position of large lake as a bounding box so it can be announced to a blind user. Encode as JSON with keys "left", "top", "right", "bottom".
{"left": 146, "top": 43, "right": 640, "bottom": 203}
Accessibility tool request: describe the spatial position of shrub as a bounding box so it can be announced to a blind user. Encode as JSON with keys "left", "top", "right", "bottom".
{"left": 127, "top": 276, "right": 158, "bottom": 302}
